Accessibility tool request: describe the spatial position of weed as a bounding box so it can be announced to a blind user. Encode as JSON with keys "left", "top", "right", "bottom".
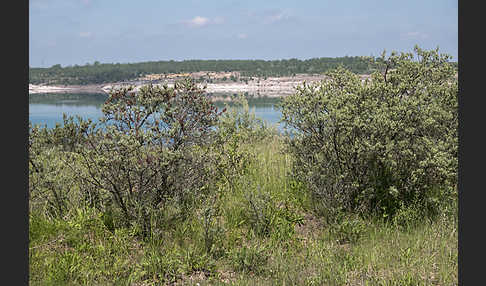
{"left": 230, "top": 244, "right": 269, "bottom": 275}
{"left": 328, "top": 214, "right": 367, "bottom": 244}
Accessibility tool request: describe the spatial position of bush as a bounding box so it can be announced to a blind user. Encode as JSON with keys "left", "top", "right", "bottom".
{"left": 327, "top": 213, "right": 367, "bottom": 244}
{"left": 241, "top": 183, "right": 302, "bottom": 240}
{"left": 29, "top": 121, "right": 89, "bottom": 217}
{"left": 279, "top": 46, "right": 458, "bottom": 219}
{"left": 29, "top": 79, "right": 226, "bottom": 236}
{"left": 230, "top": 244, "right": 269, "bottom": 274}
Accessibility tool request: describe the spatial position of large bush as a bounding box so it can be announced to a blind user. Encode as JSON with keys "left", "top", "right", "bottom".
{"left": 29, "top": 79, "right": 226, "bottom": 236}
{"left": 279, "top": 47, "right": 458, "bottom": 218}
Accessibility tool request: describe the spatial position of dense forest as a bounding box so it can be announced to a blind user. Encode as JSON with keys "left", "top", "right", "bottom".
{"left": 30, "top": 56, "right": 387, "bottom": 85}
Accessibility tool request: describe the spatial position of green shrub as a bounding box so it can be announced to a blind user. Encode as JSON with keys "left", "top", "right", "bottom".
{"left": 279, "top": 46, "right": 458, "bottom": 219}
{"left": 242, "top": 183, "right": 302, "bottom": 240}
{"left": 231, "top": 244, "right": 269, "bottom": 274}
{"left": 391, "top": 198, "right": 428, "bottom": 230}
{"left": 130, "top": 246, "right": 180, "bottom": 283}
{"left": 328, "top": 214, "right": 367, "bottom": 244}
{"left": 29, "top": 121, "right": 88, "bottom": 218}
{"left": 29, "top": 79, "right": 226, "bottom": 236}
{"left": 199, "top": 202, "right": 225, "bottom": 258}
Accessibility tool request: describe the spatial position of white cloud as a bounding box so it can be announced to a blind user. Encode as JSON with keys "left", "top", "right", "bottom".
{"left": 187, "top": 16, "right": 210, "bottom": 27}
{"left": 237, "top": 33, "right": 248, "bottom": 39}
{"left": 183, "top": 16, "right": 224, "bottom": 28}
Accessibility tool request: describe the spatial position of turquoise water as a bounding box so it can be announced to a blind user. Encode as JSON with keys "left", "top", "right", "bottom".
{"left": 29, "top": 93, "right": 284, "bottom": 130}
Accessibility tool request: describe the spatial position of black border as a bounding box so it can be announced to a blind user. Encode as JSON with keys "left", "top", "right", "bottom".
{"left": 5, "top": 0, "right": 29, "bottom": 284}
{"left": 21, "top": 1, "right": 465, "bottom": 285}
{"left": 458, "top": 1, "right": 480, "bottom": 285}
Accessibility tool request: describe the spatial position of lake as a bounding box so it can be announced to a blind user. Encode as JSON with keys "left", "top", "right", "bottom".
{"left": 29, "top": 93, "right": 285, "bottom": 130}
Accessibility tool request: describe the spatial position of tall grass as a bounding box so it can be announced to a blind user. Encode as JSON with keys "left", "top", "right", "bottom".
{"left": 29, "top": 133, "right": 457, "bottom": 285}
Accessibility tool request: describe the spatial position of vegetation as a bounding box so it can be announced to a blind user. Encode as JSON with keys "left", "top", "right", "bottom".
{"left": 31, "top": 56, "right": 385, "bottom": 85}
{"left": 279, "top": 46, "right": 458, "bottom": 221}
{"left": 29, "top": 47, "right": 458, "bottom": 285}
{"left": 30, "top": 79, "right": 230, "bottom": 237}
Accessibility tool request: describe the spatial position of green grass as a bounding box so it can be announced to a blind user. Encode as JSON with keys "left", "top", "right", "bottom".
{"left": 29, "top": 135, "right": 457, "bottom": 285}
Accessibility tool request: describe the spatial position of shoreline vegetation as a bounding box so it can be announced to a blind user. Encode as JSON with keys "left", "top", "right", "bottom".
{"left": 28, "top": 55, "right": 456, "bottom": 97}
{"left": 29, "top": 56, "right": 383, "bottom": 86}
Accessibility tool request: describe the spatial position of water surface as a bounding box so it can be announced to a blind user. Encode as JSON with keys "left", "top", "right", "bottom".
{"left": 29, "top": 93, "right": 284, "bottom": 130}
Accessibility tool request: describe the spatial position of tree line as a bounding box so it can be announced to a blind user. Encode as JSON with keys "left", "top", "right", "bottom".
{"left": 30, "top": 56, "right": 398, "bottom": 85}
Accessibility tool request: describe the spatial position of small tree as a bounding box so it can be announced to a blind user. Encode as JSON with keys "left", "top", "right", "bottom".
{"left": 279, "top": 46, "right": 458, "bottom": 219}
{"left": 30, "top": 79, "right": 225, "bottom": 236}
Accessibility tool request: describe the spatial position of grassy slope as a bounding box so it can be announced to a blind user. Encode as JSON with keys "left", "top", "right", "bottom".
{"left": 29, "top": 136, "right": 457, "bottom": 285}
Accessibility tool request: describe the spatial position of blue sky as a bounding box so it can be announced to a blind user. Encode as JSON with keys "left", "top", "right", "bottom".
{"left": 29, "top": 0, "right": 458, "bottom": 68}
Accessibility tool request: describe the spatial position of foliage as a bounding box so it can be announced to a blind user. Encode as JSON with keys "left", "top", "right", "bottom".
{"left": 327, "top": 213, "right": 368, "bottom": 244}
{"left": 230, "top": 244, "right": 269, "bottom": 275}
{"left": 29, "top": 79, "right": 225, "bottom": 236}
{"left": 279, "top": 46, "right": 458, "bottom": 218}
{"left": 29, "top": 56, "right": 387, "bottom": 85}
{"left": 241, "top": 182, "right": 303, "bottom": 241}
{"left": 213, "top": 95, "right": 277, "bottom": 190}
{"left": 29, "top": 121, "right": 88, "bottom": 217}
{"left": 29, "top": 132, "right": 457, "bottom": 285}
{"left": 29, "top": 48, "right": 458, "bottom": 284}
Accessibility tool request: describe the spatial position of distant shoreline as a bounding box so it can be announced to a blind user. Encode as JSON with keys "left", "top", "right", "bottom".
{"left": 29, "top": 84, "right": 106, "bottom": 95}
{"left": 29, "top": 74, "right": 372, "bottom": 97}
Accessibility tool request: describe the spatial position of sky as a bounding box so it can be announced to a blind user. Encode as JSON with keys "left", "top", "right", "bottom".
{"left": 29, "top": 0, "right": 458, "bottom": 68}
